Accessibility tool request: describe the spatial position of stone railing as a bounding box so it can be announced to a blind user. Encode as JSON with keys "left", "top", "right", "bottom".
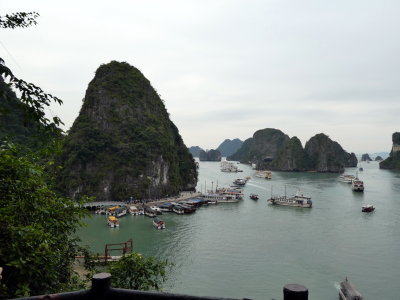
{"left": 14, "top": 273, "right": 309, "bottom": 300}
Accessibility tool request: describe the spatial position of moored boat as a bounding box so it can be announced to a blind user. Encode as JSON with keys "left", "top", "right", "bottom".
{"left": 152, "top": 217, "right": 166, "bottom": 229}
{"left": 158, "top": 202, "right": 174, "bottom": 212}
{"left": 144, "top": 207, "right": 157, "bottom": 217}
{"left": 129, "top": 205, "right": 144, "bottom": 215}
{"left": 107, "top": 216, "right": 119, "bottom": 227}
{"left": 362, "top": 204, "right": 375, "bottom": 212}
{"left": 339, "top": 277, "right": 363, "bottom": 300}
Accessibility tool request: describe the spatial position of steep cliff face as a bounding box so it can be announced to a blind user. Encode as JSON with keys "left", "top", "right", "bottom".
{"left": 228, "top": 128, "right": 289, "bottom": 164}
{"left": 379, "top": 132, "right": 400, "bottom": 169}
{"left": 217, "top": 138, "right": 243, "bottom": 157}
{"left": 199, "top": 149, "right": 222, "bottom": 161}
{"left": 269, "top": 137, "right": 307, "bottom": 171}
{"left": 59, "top": 61, "right": 197, "bottom": 201}
{"left": 304, "top": 133, "right": 357, "bottom": 172}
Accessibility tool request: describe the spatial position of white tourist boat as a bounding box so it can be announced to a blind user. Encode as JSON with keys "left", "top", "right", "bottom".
{"left": 268, "top": 186, "right": 312, "bottom": 208}
{"left": 200, "top": 193, "right": 240, "bottom": 203}
{"left": 351, "top": 178, "right": 364, "bottom": 192}
{"left": 220, "top": 161, "right": 241, "bottom": 172}
{"left": 339, "top": 174, "right": 356, "bottom": 184}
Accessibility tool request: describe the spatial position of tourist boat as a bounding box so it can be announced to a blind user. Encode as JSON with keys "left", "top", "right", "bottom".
{"left": 255, "top": 170, "right": 272, "bottom": 179}
{"left": 115, "top": 207, "right": 127, "bottom": 217}
{"left": 362, "top": 205, "right": 375, "bottom": 212}
{"left": 216, "top": 187, "right": 244, "bottom": 200}
{"left": 268, "top": 187, "right": 312, "bottom": 208}
{"left": 128, "top": 205, "right": 144, "bottom": 215}
{"left": 351, "top": 179, "right": 364, "bottom": 192}
{"left": 250, "top": 193, "right": 259, "bottom": 200}
{"left": 339, "top": 174, "right": 356, "bottom": 184}
{"left": 144, "top": 207, "right": 157, "bottom": 217}
{"left": 158, "top": 202, "right": 174, "bottom": 212}
{"left": 200, "top": 193, "right": 239, "bottom": 203}
{"left": 152, "top": 217, "right": 166, "bottom": 229}
{"left": 172, "top": 204, "right": 185, "bottom": 214}
{"left": 339, "top": 277, "right": 363, "bottom": 300}
{"left": 107, "top": 216, "right": 119, "bottom": 228}
{"left": 220, "top": 161, "right": 241, "bottom": 172}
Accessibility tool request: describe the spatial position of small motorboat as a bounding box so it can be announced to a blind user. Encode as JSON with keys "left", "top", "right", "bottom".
{"left": 152, "top": 217, "right": 166, "bottom": 229}
{"left": 107, "top": 216, "right": 119, "bottom": 228}
{"left": 249, "top": 193, "right": 259, "bottom": 200}
{"left": 362, "top": 205, "right": 375, "bottom": 212}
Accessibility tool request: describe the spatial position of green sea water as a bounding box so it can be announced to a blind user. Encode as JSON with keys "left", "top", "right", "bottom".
{"left": 78, "top": 160, "right": 400, "bottom": 299}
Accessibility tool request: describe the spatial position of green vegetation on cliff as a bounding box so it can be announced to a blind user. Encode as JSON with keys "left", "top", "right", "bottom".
{"left": 227, "top": 128, "right": 289, "bottom": 165}
{"left": 269, "top": 136, "right": 307, "bottom": 171}
{"left": 59, "top": 61, "right": 197, "bottom": 201}
{"left": 380, "top": 132, "right": 400, "bottom": 169}
{"left": 304, "top": 133, "right": 357, "bottom": 172}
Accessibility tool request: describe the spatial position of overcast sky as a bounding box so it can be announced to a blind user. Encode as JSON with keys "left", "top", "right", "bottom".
{"left": 2, "top": 0, "right": 399, "bottom": 153}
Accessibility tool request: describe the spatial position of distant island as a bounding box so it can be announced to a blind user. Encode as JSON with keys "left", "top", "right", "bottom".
{"left": 228, "top": 128, "right": 357, "bottom": 173}
{"left": 361, "top": 153, "right": 372, "bottom": 161}
{"left": 216, "top": 138, "right": 243, "bottom": 157}
{"left": 380, "top": 132, "right": 400, "bottom": 169}
{"left": 199, "top": 149, "right": 222, "bottom": 161}
{"left": 188, "top": 146, "right": 204, "bottom": 157}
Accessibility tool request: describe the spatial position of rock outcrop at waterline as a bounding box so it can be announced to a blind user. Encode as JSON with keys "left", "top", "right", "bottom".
{"left": 58, "top": 61, "right": 197, "bottom": 201}
{"left": 380, "top": 132, "right": 400, "bottom": 169}
{"left": 228, "top": 129, "right": 357, "bottom": 172}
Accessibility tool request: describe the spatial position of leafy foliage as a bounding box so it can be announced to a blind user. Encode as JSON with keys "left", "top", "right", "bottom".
{"left": 108, "top": 253, "right": 167, "bottom": 290}
{"left": 0, "top": 12, "right": 39, "bottom": 29}
{"left": 0, "top": 143, "right": 86, "bottom": 298}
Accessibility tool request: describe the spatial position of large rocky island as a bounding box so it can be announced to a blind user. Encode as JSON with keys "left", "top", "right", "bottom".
{"left": 228, "top": 128, "right": 357, "bottom": 172}
{"left": 380, "top": 132, "right": 400, "bottom": 169}
{"left": 58, "top": 61, "right": 197, "bottom": 201}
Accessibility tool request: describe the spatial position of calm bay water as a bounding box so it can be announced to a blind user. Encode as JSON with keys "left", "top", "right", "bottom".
{"left": 78, "top": 160, "right": 400, "bottom": 299}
